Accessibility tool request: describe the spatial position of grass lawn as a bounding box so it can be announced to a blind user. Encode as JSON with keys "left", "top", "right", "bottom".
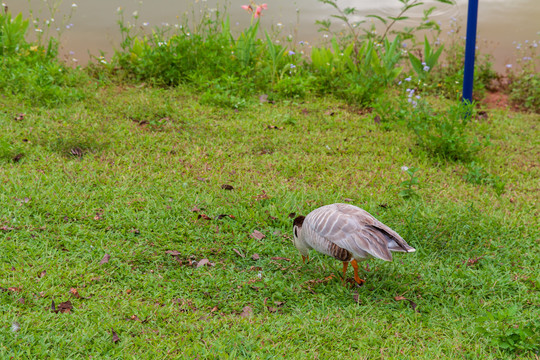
{"left": 1, "top": 86, "right": 538, "bottom": 359}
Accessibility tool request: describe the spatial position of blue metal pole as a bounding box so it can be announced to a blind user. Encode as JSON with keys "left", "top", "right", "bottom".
{"left": 462, "top": 0, "right": 479, "bottom": 103}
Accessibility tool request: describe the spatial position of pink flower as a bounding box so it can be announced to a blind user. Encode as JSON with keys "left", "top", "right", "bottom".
{"left": 261, "top": 3, "right": 268, "bottom": 9}
{"left": 241, "top": 4, "right": 253, "bottom": 13}
{"left": 254, "top": 6, "right": 263, "bottom": 18}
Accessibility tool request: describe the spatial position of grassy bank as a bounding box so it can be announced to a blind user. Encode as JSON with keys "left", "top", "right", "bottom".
{"left": 1, "top": 85, "right": 539, "bottom": 358}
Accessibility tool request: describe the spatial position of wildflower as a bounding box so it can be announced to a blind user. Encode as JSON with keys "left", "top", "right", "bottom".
{"left": 290, "top": 64, "right": 296, "bottom": 69}
{"left": 423, "top": 65, "right": 430, "bottom": 71}
{"left": 69, "top": 50, "right": 75, "bottom": 55}
{"left": 142, "top": 22, "right": 148, "bottom": 26}
{"left": 71, "top": 3, "right": 77, "bottom": 7}
{"left": 254, "top": 3, "right": 267, "bottom": 18}
{"left": 534, "top": 43, "right": 538, "bottom": 48}
{"left": 288, "top": 50, "right": 295, "bottom": 56}
{"left": 30, "top": 46, "right": 38, "bottom": 51}
{"left": 35, "top": 28, "right": 43, "bottom": 33}
{"left": 401, "top": 166, "right": 409, "bottom": 172}
{"left": 415, "top": 95, "right": 420, "bottom": 99}
{"left": 406, "top": 88, "right": 411, "bottom": 93}
{"left": 405, "top": 77, "right": 411, "bottom": 82}
{"left": 277, "top": 22, "right": 283, "bottom": 27}
{"left": 323, "top": 34, "right": 329, "bottom": 38}
{"left": 117, "top": 7, "right": 122, "bottom": 12}
{"left": 299, "top": 40, "right": 304, "bottom": 45}
{"left": 523, "top": 56, "right": 532, "bottom": 61}
{"left": 402, "top": 42, "right": 407, "bottom": 48}
{"left": 132, "top": 10, "right": 138, "bottom": 17}
{"left": 506, "top": 64, "right": 512, "bottom": 69}
{"left": 398, "top": 81, "right": 402, "bottom": 85}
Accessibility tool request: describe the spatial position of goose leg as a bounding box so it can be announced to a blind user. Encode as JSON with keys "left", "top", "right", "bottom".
{"left": 350, "top": 259, "right": 365, "bottom": 285}
{"left": 342, "top": 261, "right": 349, "bottom": 283}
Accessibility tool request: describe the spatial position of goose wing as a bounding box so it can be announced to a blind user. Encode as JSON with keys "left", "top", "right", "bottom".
{"left": 305, "top": 204, "right": 414, "bottom": 262}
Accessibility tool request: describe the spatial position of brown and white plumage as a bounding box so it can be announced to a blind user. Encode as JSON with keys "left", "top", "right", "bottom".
{"left": 292, "top": 203, "right": 415, "bottom": 284}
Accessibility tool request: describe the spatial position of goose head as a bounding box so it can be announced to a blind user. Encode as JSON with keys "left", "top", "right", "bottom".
{"left": 292, "top": 215, "right": 309, "bottom": 258}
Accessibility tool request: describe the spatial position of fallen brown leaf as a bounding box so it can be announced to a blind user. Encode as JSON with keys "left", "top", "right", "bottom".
{"left": 250, "top": 230, "right": 265, "bottom": 240}
{"left": 51, "top": 301, "right": 73, "bottom": 314}
{"left": 111, "top": 328, "right": 120, "bottom": 343}
{"left": 8, "top": 287, "right": 21, "bottom": 292}
{"left": 70, "top": 288, "right": 81, "bottom": 299}
{"left": 271, "top": 257, "right": 290, "bottom": 261}
{"left": 394, "top": 296, "right": 418, "bottom": 312}
{"left": 288, "top": 213, "right": 296, "bottom": 219}
{"left": 38, "top": 270, "right": 47, "bottom": 278}
{"left": 252, "top": 253, "right": 260, "bottom": 261}
{"left": 343, "top": 198, "right": 353, "bottom": 202}
{"left": 13, "top": 154, "right": 24, "bottom": 163}
{"left": 239, "top": 306, "right": 253, "bottom": 318}
{"left": 129, "top": 315, "right": 141, "bottom": 321}
{"left": 17, "top": 297, "right": 25, "bottom": 304}
{"left": 210, "top": 306, "right": 218, "bottom": 313}
{"left": 99, "top": 254, "right": 111, "bottom": 265}
{"left": 373, "top": 114, "right": 381, "bottom": 124}
{"left": 232, "top": 248, "right": 245, "bottom": 258}
{"left": 165, "top": 250, "right": 182, "bottom": 256}
{"left": 196, "top": 258, "right": 214, "bottom": 268}
{"left": 221, "top": 184, "right": 234, "bottom": 190}
{"left": 197, "top": 214, "right": 211, "bottom": 221}
{"left": 14, "top": 113, "right": 25, "bottom": 121}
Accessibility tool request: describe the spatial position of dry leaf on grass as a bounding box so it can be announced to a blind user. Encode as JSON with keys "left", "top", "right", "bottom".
{"left": 271, "top": 257, "right": 290, "bottom": 261}
{"left": 250, "top": 230, "right": 265, "bottom": 240}
{"left": 99, "top": 254, "right": 111, "bottom": 265}
{"left": 232, "top": 248, "right": 245, "bottom": 258}
{"left": 251, "top": 253, "right": 260, "bottom": 261}
{"left": 221, "top": 184, "right": 234, "bottom": 190}
{"left": 239, "top": 306, "right": 253, "bottom": 318}
{"left": 394, "top": 296, "right": 418, "bottom": 312}
{"left": 111, "top": 328, "right": 120, "bottom": 343}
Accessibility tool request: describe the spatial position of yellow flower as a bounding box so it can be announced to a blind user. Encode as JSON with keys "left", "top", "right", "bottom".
{"left": 30, "top": 46, "right": 38, "bottom": 51}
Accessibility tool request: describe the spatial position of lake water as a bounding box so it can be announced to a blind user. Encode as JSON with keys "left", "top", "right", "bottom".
{"left": 9, "top": 0, "right": 540, "bottom": 72}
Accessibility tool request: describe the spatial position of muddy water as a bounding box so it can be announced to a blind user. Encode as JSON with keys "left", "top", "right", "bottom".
{"left": 9, "top": 0, "right": 540, "bottom": 72}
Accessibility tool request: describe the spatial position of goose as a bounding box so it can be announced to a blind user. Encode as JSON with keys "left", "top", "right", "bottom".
{"left": 292, "top": 203, "right": 415, "bottom": 285}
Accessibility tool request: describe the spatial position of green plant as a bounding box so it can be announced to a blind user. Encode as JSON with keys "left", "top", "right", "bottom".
{"left": 476, "top": 307, "right": 540, "bottom": 353}
{"left": 316, "top": 0, "right": 454, "bottom": 45}
{"left": 406, "top": 100, "right": 485, "bottom": 162}
{"left": 464, "top": 162, "right": 506, "bottom": 195}
{"left": 399, "top": 167, "right": 420, "bottom": 199}
{"left": 0, "top": 10, "right": 88, "bottom": 106}
{"left": 408, "top": 36, "right": 444, "bottom": 80}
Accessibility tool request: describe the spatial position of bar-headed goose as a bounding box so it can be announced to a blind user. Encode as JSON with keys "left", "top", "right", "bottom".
{"left": 293, "top": 203, "right": 415, "bottom": 285}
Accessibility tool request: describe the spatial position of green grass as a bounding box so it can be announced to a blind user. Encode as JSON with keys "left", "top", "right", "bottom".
{"left": 0, "top": 86, "right": 538, "bottom": 359}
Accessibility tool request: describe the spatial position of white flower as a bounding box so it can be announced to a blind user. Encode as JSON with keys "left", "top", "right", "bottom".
{"left": 401, "top": 166, "right": 409, "bottom": 172}
{"left": 132, "top": 10, "right": 138, "bottom": 17}
{"left": 72, "top": 3, "right": 77, "bottom": 7}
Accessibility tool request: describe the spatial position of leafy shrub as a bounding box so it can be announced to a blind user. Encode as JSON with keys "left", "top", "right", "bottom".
{"left": 476, "top": 307, "right": 540, "bottom": 353}
{"left": 0, "top": 11, "right": 88, "bottom": 106}
{"left": 509, "top": 73, "right": 540, "bottom": 113}
{"left": 406, "top": 100, "right": 485, "bottom": 162}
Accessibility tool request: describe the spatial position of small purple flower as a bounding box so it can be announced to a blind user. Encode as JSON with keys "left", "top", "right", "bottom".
{"left": 290, "top": 64, "right": 296, "bottom": 69}
{"left": 423, "top": 65, "right": 430, "bottom": 71}
{"left": 405, "top": 77, "right": 412, "bottom": 82}
{"left": 398, "top": 81, "right": 402, "bottom": 85}
{"left": 415, "top": 95, "right": 420, "bottom": 99}
{"left": 288, "top": 50, "right": 295, "bottom": 56}
{"left": 299, "top": 40, "right": 304, "bottom": 45}
{"left": 402, "top": 42, "right": 407, "bottom": 48}
{"left": 506, "top": 64, "right": 512, "bottom": 69}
